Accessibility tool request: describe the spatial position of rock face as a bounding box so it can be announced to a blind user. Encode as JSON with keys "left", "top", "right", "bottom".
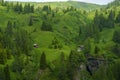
{"left": 86, "top": 57, "right": 105, "bottom": 75}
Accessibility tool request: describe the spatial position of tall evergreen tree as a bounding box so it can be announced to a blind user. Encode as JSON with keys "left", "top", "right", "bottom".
{"left": 6, "top": 21, "right": 13, "bottom": 36}
{"left": 115, "top": 12, "right": 120, "bottom": 23}
{"left": 31, "top": 5, "right": 34, "bottom": 13}
{"left": 41, "top": 21, "right": 53, "bottom": 31}
{"left": 4, "top": 65, "right": 11, "bottom": 80}
{"left": 67, "top": 50, "right": 80, "bottom": 80}
{"left": 94, "top": 46, "right": 100, "bottom": 54}
{"left": 29, "top": 17, "right": 33, "bottom": 26}
{"left": 107, "top": 10, "right": 115, "bottom": 28}
{"left": 57, "top": 52, "right": 67, "bottom": 80}
{"left": 40, "top": 52, "right": 47, "bottom": 70}
{"left": 113, "top": 30, "right": 120, "bottom": 44}
{"left": 0, "top": 49, "right": 7, "bottom": 64}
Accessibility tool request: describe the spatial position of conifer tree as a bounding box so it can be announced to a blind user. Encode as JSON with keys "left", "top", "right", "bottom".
{"left": 113, "top": 30, "right": 120, "bottom": 44}
{"left": 29, "top": 17, "right": 33, "bottom": 26}
{"left": 94, "top": 46, "right": 100, "bottom": 54}
{"left": 6, "top": 21, "right": 13, "bottom": 36}
{"left": 40, "top": 52, "right": 47, "bottom": 70}
{"left": 4, "top": 65, "right": 11, "bottom": 80}
{"left": 115, "top": 12, "right": 120, "bottom": 23}
{"left": 107, "top": 10, "right": 115, "bottom": 28}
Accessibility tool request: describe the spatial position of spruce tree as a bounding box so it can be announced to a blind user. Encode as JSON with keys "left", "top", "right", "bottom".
{"left": 94, "top": 46, "right": 100, "bottom": 54}
{"left": 6, "top": 21, "right": 13, "bottom": 36}
{"left": 115, "top": 12, "right": 120, "bottom": 23}
{"left": 29, "top": 17, "right": 33, "bottom": 26}
{"left": 4, "top": 65, "right": 11, "bottom": 80}
{"left": 113, "top": 30, "right": 120, "bottom": 44}
{"left": 40, "top": 52, "right": 47, "bottom": 70}
{"left": 108, "top": 10, "right": 115, "bottom": 28}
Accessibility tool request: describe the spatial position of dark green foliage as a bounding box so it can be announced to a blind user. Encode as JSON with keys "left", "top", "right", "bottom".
{"left": 29, "top": 17, "right": 33, "bottom": 26}
{"left": 111, "top": 60, "right": 120, "bottom": 80}
{"left": 93, "top": 11, "right": 100, "bottom": 28}
{"left": 67, "top": 50, "right": 80, "bottom": 80}
{"left": 93, "top": 61, "right": 120, "bottom": 80}
{"left": 13, "top": 21, "right": 17, "bottom": 28}
{"left": 115, "top": 12, "right": 120, "bottom": 23}
{"left": 40, "top": 52, "right": 47, "bottom": 70}
{"left": 14, "top": 29, "right": 32, "bottom": 55}
{"left": 30, "top": 5, "right": 34, "bottom": 13}
{"left": 13, "top": 2, "right": 23, "bottom": 13}
{"left": 63, "top": 6, "right": 77, "bottom": 13}
{"left": 42, "top": 5, "right": 51, "bottom": 14}
{"left": 13, "top": 3, "right": 34, "bottom": 13}
{"left": 83, "top": 38, "right": 91, "bottom": 54}
{"left": 4, "top": 65, "right": 11, "bottom": 80}
{"left": 98, "top": 13, "right": 106, "bottom": 31}
{"left": 0, "top": 66, "right": 4, "bottom": 80}
{"left": 107, "top": 10, "right": 115, "bottom": 28}
{"left": 112, "top": 44, "right": 120, "bottom": 57}
{"left": 108, "top": 0, "right": 120, "bottom": 7}
{"left": 5, "top": 21, "right": 13, "bottom": 36}
{"left": 41, "top": 21, "right": 53, "bottom": 31}
{"left": 94, "top": 46, "right": 100, "bottom": 54}
{"left": 12, "top": 56, "right": 25, "bottom": 73}
{"left": 79, "top": 26, "right": 82, "bottom": 36}
{"left": 56, "top": 52, "right": 68, "bottom": 80}
{"left": 49, "top": 37, "right": 63, "bottom": 49}
{"left": 112, "top": 30, "right": 120, "bottom": 44}
{"left": 0, "top": 47, "right": 7, "bottom": 64}
{"left": 93, "top": 11, "right": 100, "bottom": 42}
{"left": 24, "top": 3, "right": 34, "bottom": 13}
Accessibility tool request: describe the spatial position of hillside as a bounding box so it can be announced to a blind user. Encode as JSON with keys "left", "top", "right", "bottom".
{"left": 7, "top": 1, "right": 103, "bottom": 10}
{"left": 34, "top": 1, "right": 103, "bottom": 10}
{"left": 0, "top": 0, "right": 120, "bottom": 80}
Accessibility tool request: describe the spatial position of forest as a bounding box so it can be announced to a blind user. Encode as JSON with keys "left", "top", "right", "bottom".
{"left": 0, "top": 0, "right": 120, "bottom": 80}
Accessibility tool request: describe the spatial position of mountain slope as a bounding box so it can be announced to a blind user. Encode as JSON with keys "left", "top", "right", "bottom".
{"left": 10, "top": 1, "right": 103, "bottom": 10}
{"left": 35, "top": 1, "right": 102, "bottom": 10}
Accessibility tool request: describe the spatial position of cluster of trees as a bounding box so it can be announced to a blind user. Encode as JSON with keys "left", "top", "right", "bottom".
{"left": 92, "top": 60, "right": 120, "bottom": 80}
{"left": 13, "top": 3, "right": 34, "bottom": 13}
{"left": 49, "top": 37, "right": 63, "bottom": 49}
{"left": 115, "top": 12, "right": 120, "bottom": 23}
{"left": 41, "top": 20, "right": 53, "bottom": 31}
{"left": 112, "top": 29, "right": 120, "bottom": 57}
{"left": 63, "top": 6, "right": 77, "bottom": 13}
{"left": 42, "top": 5, "right": 52, "bottom": 14}
{"left": 93, "top": 10, "right": 115, "bottom": 32}
{"left": 39, "top": 50, "right": 84, "bottom": 80}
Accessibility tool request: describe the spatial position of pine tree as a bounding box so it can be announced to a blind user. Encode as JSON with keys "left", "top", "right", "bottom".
{"left": 112, "top": 30, "right": 120, "bottom": 44}
{"left": 67, "top": 50, "right": 80, "bottom": 80}
{"left": 0, "top": 49, "right": 7, "bottom": 64}
{"left": 4, "top": 65, "right": 11, "bottom": 80}
{"left": 94, "top": 46, "right": 100, "bottom": 54}
{"left": 29, "top": 17, "right": 33, "bottom": 26}
{"left": 6, "top": 21, "right": 13, "bottom": 36}
{"left": 83, "top": 38, "right": 91, "bottom": 54}
{"left": 57, "top": 52, "right": 67, "bottom": 80}
{"left": 93, "top": 11, "right": 100, "bottom": 42}
{"left": 107, "top": 10, "right": 115, "bottom": 28}
{"left": 115, "top": 12, "right": 120, "bottom": 23}
{"left": 40, "top": 52, "right": 47, "bottom": 70}
{"left": 41, "top": 21, "right": 53, "bottom": 31}
{"left": 31, "top": 5, "right": 34, "bottom": 13}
